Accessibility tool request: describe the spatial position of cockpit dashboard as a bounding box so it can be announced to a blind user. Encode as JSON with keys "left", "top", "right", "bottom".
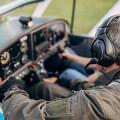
{"left": 0, "top": 17, "right": 70, "bottom": 81}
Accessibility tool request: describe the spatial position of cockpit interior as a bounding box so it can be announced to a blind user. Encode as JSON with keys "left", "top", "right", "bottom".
{"left": 0, "top": 16, "right": 93, "bottom": 88}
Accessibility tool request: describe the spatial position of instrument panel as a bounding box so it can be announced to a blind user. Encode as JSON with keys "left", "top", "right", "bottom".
{"left": 32, "top": 21, "right": 68, "bottom": 60}
{"left": 0, "top": 17, "right": 70, "bottom": 81}
{"left": 0, "top": 35, "right": 31, "bottom": 79}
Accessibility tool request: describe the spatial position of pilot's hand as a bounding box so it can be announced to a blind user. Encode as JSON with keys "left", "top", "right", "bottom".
{"left": 0, "top": 77, "right": 25, "bottom": 102}
{"left": 58, "top": 50, "right": 73, "bottom": 60}
{"left": 43, "top": 77, "right": 58, "bottom": 83}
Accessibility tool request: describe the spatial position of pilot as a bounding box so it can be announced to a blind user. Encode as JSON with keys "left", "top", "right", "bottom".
{"left": 1, "top": 14, "right": 120, "bottom": 120}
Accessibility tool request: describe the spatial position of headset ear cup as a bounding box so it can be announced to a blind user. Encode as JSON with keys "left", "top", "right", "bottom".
{"left": 91, "top": 39, "right": 114, "bottom": 67}
{"left": 91, "top": 40, "right": 104, "bottom": 61}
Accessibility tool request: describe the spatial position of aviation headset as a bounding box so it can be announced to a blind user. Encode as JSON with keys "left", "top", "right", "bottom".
{"left": 91, "top": 15, "right": 120, "bottom": 67}
{"left": 85, "top": 15, "right": 120, "bottom": 74}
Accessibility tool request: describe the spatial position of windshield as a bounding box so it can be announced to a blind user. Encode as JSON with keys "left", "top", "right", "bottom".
{"left": 0, "top": 0, "right": 38, "bottom": 24}
{"left": 0, "top": 3, "right": 37, "bottom": 24}
{"left": 0, "top": 0, "right": 117, "bottom": 34}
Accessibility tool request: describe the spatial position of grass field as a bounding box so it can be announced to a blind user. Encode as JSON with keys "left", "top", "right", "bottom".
{"left": 1, "top": 0, "right": 117, "bottom": 34}
{"left": 10, "top": 3, "right": 38, "bottom": 16}
{"left": 0, "top": 1, "right": 38, "bottom": 16}
{"left": 0, "top": 0, "right": 14, "bottom": 6}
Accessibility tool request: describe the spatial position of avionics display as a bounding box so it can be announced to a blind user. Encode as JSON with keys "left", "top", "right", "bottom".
{"left": 33, "top": 28, "right": 47, "bottom": 47}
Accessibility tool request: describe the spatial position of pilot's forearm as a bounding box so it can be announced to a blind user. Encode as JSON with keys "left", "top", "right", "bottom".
{"left": 2, "top": 89, "right": 46, "bottom": 120}
{"left": 69, "top": 54, "right": 96, "bottom": 68}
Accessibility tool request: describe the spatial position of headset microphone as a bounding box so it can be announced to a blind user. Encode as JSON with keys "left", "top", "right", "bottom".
{"left": 85, "top": 58, "right": 98, "bottom": 74}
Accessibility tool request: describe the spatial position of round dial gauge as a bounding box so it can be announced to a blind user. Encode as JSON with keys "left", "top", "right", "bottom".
{"left": 0, "top": 51, "right": 10, "bottom": 65}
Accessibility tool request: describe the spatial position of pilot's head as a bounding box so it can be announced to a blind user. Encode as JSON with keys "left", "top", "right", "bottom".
{"left": 91, "top": 15, "right": 120, "bottom": 72}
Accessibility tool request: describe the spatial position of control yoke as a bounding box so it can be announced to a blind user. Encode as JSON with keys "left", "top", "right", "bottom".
{"left": 57, "top": 45, "right": 71, "bottom": 68}
{"left": 57, "top": 46, "right": 65, "bottom": 54}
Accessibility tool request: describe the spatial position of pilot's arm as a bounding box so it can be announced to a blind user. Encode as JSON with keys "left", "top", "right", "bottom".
{"left": 59, "top": 49, "right": 96, "bottom": 68}
{"left": 3, "top": 89, "right": 46, "bottom": 120}
{"left": 1, "top": 77, "right": 119, "bottom": 120}
{"left": 1, "top": 77, "right": 46, "bottom": 120}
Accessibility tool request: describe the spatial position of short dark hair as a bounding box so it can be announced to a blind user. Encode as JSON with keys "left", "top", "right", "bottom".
{"left": 106, "top": 17, "right": 120, "bottom": 65}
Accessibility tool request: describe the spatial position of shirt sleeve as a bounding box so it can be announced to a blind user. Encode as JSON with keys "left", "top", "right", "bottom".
{"left": 46, "top": 86, "right": 120, "bottom": 120}
{"left": 2, "top": 89, "right": 46, "bottom": 120}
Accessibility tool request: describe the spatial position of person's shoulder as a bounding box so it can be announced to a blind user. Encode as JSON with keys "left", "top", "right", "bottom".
{"left": 79, "top": 85, "right": 120, "bottom": 98}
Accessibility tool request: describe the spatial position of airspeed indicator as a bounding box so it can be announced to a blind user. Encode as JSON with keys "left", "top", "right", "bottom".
{"left": 0, "top": 51, "right": 10, "bottom": 65}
